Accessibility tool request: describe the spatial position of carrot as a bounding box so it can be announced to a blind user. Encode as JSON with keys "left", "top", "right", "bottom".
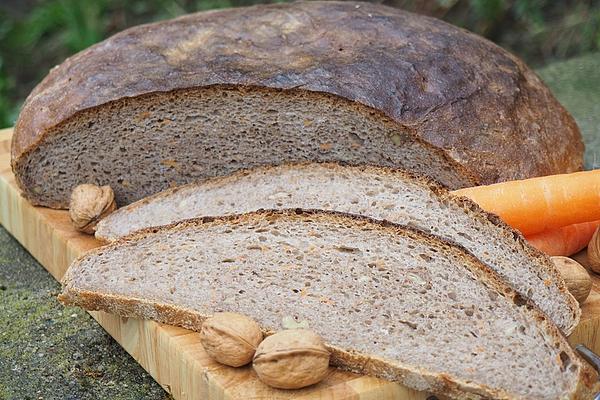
{"left": 451, "top": 170, "right": 600, "bottom": 236}
{"left": 525, "top": 220, "right": 600, "bottom": 256}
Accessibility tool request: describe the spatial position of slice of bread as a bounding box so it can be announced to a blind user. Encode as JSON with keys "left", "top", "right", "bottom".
{"left": 96, "top": 163, "right": 580, "bottom": 335}
{"left": 61, "top": 210, "right": 598, "bottom": 399}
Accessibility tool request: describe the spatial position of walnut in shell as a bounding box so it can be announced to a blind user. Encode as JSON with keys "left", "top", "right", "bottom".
{"left": 253, "top": 329, "right": 330, "bottom": 389}
{"left": 551, "top": 256, "right": 592, "bottom": 304}
{"left": 200, "top": 312, "right": 263, "bottom": 367}
{"left": 69, "top": 184, "right": 117, "bottom": 234}
{"left": 587, "top": 227, "right": 600, "bottom": 274}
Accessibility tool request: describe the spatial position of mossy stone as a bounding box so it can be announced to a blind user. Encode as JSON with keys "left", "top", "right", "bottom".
{"left": 0, "top": 225, "right": 169, "bottom": 399}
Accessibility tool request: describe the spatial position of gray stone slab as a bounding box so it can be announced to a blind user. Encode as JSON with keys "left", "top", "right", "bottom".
{"left": 0, "top": 226, "right": 168, "bottom": 399}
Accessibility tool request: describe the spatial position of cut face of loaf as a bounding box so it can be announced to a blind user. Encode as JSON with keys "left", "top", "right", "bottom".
{"left": 96, "top": 163, "right": 580, "bottom": 335}
{"left": 13, "top": 87, "right": 473, "bottom": 208}
{"left": 13, "top": 1, "right": 583, "bottom": 208}
{"left": 61, "top": 211, "right": 598, "bottom": 400}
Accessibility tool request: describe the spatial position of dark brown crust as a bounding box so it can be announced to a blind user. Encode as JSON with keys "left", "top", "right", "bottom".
{"left": 95, "top": 161, "right": 580, "bottom": 335}
{"left": 13, "top": 1, "right": 582, "bottom": 189}
{"left": 60, "top": 209, "right": 598, "bottom": 399}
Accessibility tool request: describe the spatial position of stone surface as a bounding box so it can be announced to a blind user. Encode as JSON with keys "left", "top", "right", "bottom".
{"left": 0, "top": 52, "right": 598, "bottom": 399}
{"left": 0, "top": 226, "right": 169, "bottom": 399}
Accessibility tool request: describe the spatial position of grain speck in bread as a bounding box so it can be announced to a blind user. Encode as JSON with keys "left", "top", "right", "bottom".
{"left": 96, "top": 163, "right": 580, "bottom": 335}
{"left": 12, "top": 1, "right": 583, "bottom": 208}
{"left": 61, "top": 210, "right": 599, "bottom": 400}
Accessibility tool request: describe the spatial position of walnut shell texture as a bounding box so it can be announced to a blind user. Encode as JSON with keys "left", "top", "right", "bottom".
{"left": 587, "top": 227, "right": 600, "bottom": 274}
{"left": 551, "top": 256, "right": 592, "bottom": 304}
{"left": 200, "top": 312, "right": 263, "bottom": 367}
{"left": 69, "top": 184, "right": 117, "bottom": 234}
{"left": 253, "top": 329, "right": 330, "bottom": 389}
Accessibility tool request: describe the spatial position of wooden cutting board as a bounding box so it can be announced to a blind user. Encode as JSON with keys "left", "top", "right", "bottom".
{"left": 1, "top": 127, "right": 600, "bottom": 399}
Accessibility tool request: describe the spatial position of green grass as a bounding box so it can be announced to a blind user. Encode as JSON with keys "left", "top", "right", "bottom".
{"left": 1, "top": 0, "right": 599, "bottom": 129}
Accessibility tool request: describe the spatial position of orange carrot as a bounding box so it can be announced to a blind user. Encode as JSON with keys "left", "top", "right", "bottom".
{"left": 526, "top": 220, "right": 600, "bottom": 256}
{"left": 451, "top": 170, "right": 600, "bottom": 236}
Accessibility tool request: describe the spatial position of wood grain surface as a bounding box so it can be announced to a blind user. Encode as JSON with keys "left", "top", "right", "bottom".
{"left": 1, "top": 127, "right": 598, "bottom": 399}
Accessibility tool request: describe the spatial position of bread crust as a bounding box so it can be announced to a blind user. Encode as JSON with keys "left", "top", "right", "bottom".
{"left": 61, "top": 209, "right": 598, "bottom": 399}
{"left": 13, "top": 1, "right": 582, "bottom": 192}
{"left": 95, "top": 162, "right": 581, "bottom": 335}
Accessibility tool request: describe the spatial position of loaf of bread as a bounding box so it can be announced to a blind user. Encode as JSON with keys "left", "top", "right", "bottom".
{"left": 12, "top": 1, "right": 583, "bottom": 209}
{"left": 95, "top": 163, "right": 580, "bottom": 334}
{"left": 60, "top": 210, "right": 598, "bottom": 399}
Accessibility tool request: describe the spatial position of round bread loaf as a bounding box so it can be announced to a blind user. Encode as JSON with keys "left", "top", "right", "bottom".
{"left": 12, "top": 1, "right": 583, "bottom": 208}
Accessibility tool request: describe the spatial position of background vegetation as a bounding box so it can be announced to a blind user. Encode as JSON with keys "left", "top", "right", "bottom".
{"left": 1, "top": 0, "right": 599, "bottom": 128}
